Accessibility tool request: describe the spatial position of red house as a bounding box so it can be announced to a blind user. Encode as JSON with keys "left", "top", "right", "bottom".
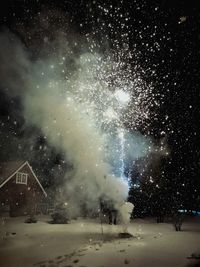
{"left": 0, "top": 161, "right": 47, "bottom": 216}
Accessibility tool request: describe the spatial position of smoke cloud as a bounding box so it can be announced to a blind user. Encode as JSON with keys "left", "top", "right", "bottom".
{"left": 0, "top": 26, "right": 153, "bottom": 223}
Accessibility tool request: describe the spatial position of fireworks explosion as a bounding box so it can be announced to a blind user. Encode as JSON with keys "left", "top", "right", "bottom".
{"left": 0, "top": 5, "right": 166, "bottom": 221}
{"left": 0, "top": 1, "right": 199, "bottom": 265}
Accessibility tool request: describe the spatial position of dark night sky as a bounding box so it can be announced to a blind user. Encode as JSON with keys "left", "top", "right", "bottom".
{"left": 0, "top": 0, "right": 199, "bottom": 203}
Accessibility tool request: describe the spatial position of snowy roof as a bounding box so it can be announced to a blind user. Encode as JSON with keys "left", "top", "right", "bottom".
{"left": 0, "top": 161, "right": 47, "bottom": 196}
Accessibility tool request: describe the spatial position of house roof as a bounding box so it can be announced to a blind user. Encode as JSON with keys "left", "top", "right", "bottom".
{"left": 0, "top": 161, "right": 47, "bottom": 196}
{"left": 0, "top": 161, "right": 26, "bottom": 185}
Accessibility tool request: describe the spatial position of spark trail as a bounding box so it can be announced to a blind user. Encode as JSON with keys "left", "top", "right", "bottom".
{"left": 118, "top": 128, "right": 125, "bottom": 180}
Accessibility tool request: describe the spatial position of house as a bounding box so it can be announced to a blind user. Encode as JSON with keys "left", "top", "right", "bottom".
{"left": 0, "top": 161, "right": 47, "bottom": 216}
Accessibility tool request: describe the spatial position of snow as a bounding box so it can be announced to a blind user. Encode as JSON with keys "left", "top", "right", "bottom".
{"left": 0, "top": 215, "right": 200, "bottom": 267}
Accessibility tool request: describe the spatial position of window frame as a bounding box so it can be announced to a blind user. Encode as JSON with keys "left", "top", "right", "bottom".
{"left": 16, "top": 172, "right": 28, "bottom": 185}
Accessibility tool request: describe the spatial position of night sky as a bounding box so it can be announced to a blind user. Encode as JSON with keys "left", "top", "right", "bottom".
{"left": 0, "top": 0, "right": 199, "bottom": 212}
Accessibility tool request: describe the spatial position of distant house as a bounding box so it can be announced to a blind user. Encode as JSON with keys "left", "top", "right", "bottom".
{"left": 0, "top": 161, "right": 47, "bottom": 217}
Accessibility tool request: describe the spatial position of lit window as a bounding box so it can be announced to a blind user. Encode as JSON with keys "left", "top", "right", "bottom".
{"left": 16, "top": 172, "right": 28, "bottom": 185}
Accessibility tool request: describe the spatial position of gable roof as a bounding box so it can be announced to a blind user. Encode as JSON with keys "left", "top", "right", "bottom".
{"left": 0, "top": 161, "right": 47, "bottom": 197}
{"left": 0, "top": 161, "right": 26, "bottom": 185}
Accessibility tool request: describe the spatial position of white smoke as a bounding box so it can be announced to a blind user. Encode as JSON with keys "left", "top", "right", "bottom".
{"left": 0, "top": 28, "right": 152, "bottom": 224}
{"left": 117, "top": 202, "right": 135, "bottom": 233}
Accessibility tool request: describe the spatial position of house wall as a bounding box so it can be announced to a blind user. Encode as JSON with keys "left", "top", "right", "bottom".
{"left": 0, "top": 164, "right": 45, "bottom": 216}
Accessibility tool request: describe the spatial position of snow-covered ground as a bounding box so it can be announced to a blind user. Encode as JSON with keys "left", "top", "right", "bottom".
{"left": 0, "top": 215, "right": 200, "bottom": 267}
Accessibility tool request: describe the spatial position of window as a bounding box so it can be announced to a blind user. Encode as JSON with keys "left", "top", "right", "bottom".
{"left": 16, "top": 172, "right": 28, "bottom": 185}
